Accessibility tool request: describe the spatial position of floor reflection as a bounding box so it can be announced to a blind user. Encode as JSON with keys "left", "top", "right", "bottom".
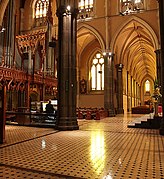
{"left": 90, "top": 130, "right": 105, "bottom": 175}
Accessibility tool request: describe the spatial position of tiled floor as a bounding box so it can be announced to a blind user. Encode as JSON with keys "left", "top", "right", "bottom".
{"left": 0, "top": 114, "right": 164, "bottom": 179}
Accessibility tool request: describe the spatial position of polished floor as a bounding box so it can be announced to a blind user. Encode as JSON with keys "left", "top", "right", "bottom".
{"left": 0, "top": 114, "right": 164, "bottom": 179}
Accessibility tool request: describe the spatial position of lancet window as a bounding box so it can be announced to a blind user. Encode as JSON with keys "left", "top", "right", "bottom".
{"left": 145, "top": 80, "right": 150, "bottom": 92}
{"left": 91, "top": 53, "right": 104, "bottom": 91}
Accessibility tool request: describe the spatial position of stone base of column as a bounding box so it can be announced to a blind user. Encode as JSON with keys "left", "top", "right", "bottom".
{"left": 117, "top": 108, "right": 124, "bottom": 114}
{"left": 56, "top": 117, "right": 79, "bottom": 131}
{"left": 159, "top": 118, "right": 164, "bottom": 135}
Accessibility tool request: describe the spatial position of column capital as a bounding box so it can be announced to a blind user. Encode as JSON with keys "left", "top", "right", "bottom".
{"left": 56, "top": 0, "right": 78, "bottom": 15}
{"left": 103, "top": 50, "right": 114, "bottom": 57}
{"left": 115, "top": 64, "right": 124, "bottom": 71}
{"left": 56, "top": 0, "right": 78, "bottom": 8}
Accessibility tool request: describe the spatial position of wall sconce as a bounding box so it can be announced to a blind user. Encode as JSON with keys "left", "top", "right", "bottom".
{"left": 56, "top": 0, "right": 78, "bottom": 16}
{"left": 62, "top": 5, "right": 72, "bottom": 16}
{"left": 0, "top": 27, "right": 5, "bottom": 33}
{"left": 103, "top": 50, "right": 113, "bottom": 57}
{"left": 67, "top": 5, "right": 71, "bottom": 11}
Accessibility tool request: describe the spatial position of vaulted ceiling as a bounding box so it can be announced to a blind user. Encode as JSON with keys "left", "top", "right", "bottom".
{"left": 114, "top": 21, "right": 157, "bottom": 84}
{"left": 77, "top": 20, "right": 157, "bottom": 85}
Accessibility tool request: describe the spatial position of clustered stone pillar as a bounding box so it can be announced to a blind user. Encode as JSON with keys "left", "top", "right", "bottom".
{"left": 155, "top": 49, "right": 161, "bottom": 86}
{"left": 158, "top": 0, "right": 164, "bottom": 135}
{"left": 104, "top": 53, "right": 115, "bottom": 116}
{"left": 116, "top": 64, "right": 124, "bottom": 114}
{"left": 56, "top": 0, "right": 79, "bottom": 130}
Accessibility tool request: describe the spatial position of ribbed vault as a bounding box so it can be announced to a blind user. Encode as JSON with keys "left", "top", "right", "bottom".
{"left": 114, "top": 21, "right": 157, "bottom": 85}
{"left": 77, "top": 26, "right": 103, "bottom": 56}
{"left": 77, "top": 30, "right": 96, "bottom": 55}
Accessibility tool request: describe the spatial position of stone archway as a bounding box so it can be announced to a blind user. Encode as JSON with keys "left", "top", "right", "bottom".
{"left": 77, "top": 25, "right": 105, "bottom": 108}
{"left": 110, "top": 16, "right": 159, "bottom": 112}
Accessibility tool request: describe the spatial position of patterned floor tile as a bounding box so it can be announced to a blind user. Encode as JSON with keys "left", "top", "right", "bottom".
{"left": 0, "top": 114, "right": 164, "bottom": 179}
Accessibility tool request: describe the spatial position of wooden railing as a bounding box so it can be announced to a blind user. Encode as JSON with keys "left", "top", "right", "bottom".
{"left": 6, "top": 111, "right": 56, "bottom": 126}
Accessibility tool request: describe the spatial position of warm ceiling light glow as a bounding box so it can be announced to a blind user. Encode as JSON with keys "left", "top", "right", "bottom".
{"left": 67, "top": 5, "right": 71, "bottom": 11}
{"left": 103, "top": 52, "right": 106, "bottom": 56}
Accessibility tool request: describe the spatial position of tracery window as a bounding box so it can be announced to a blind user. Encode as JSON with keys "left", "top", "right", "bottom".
{"left": 78, "top": 0, "right": 94, "bottom": 19}
{"left": 91, "top": 53, "right": 104, "bottom": 91}
{"left": 34, "top": 0, "right": 49, "bottom": 26}
{"left": 120, "top": 0, "right": 144, "bottom": 15}
{"left": 145, "top": 80, "right": 150, "bottom": 92}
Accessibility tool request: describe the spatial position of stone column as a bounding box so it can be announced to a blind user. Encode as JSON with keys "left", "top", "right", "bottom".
{"left": 158, "top": 0, "right": 164, "bottom": 135}
{"left": 116, "top": 64, "right": 124, "bottom": 114}
{"left": 104, "top": 53, "right": 115, "bottom": 116}
{"left": 46, "top": 22, "right": 52, "bottom": 71}
{"left": 25, "top": 81, "right": 30, "bottom": 110}
{"left": 20, "top": 8, "right": 24, "bottom": 32}
{"left": 155, "top": 50, "right": 162, "bottom": 103}
{"left": 4, "top": 0, "right": 15, "bottom": 67}
{"left": 0, "top": 83, "right": 6, "bottom": 144}
{"left": 56, "top": 1, "right": 79, "bottom": 130}
{"left": 155, "top": 49, "right": 161, "bottom": 86}
{"left": 127, "top": 72, "right": 131, "bottom": 112}
{"left": 28, "top": 48, "right": 32, "bottom": 74}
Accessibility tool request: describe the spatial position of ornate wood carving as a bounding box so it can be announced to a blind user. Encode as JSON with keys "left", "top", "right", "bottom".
{"left": 0, "top": 67, "right": 57, "bottom": 91}
{"left": 16, "top": 30, "right": 46, "bottom": 56}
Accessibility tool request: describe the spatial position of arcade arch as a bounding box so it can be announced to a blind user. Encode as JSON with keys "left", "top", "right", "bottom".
{"left": 111, "top": 16, "right": 159, "bottom": 109}
{"left": 77, "top": 25, "right": 105, "bottom": 107}
{"left": 77, "top": 25, "right": 105, "bottom": 87}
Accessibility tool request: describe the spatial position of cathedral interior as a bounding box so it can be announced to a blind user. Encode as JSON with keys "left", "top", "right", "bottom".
{"left": 0, "top": 0, "right": 161, "bottom": 114}
{"left": 0, "top": 0, "right": 164, "bottom": 178}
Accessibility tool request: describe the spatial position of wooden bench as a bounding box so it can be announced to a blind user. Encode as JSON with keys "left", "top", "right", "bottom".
{"left": 77, "top": 107, "right": 108, "bottom": 120}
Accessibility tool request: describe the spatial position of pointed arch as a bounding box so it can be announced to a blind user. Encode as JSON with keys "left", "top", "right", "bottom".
{"left": 110, "top": 16, "right": 158, "bottom": 84}
{"left": 110, "top": 16, "right": 159, "bottom": 52}
{"left": 77, "top": 23, "right": 105, "bottom": 51}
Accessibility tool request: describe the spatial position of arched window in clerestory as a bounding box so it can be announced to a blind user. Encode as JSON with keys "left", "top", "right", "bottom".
{"left": 78, "top": 0, "right": 94, "bottom": 19}
{"left": 120, "top": 0, "right": 144, "bottom": 15}
{"left": 34, "top": 0, "right": 49, "bottom": 26}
